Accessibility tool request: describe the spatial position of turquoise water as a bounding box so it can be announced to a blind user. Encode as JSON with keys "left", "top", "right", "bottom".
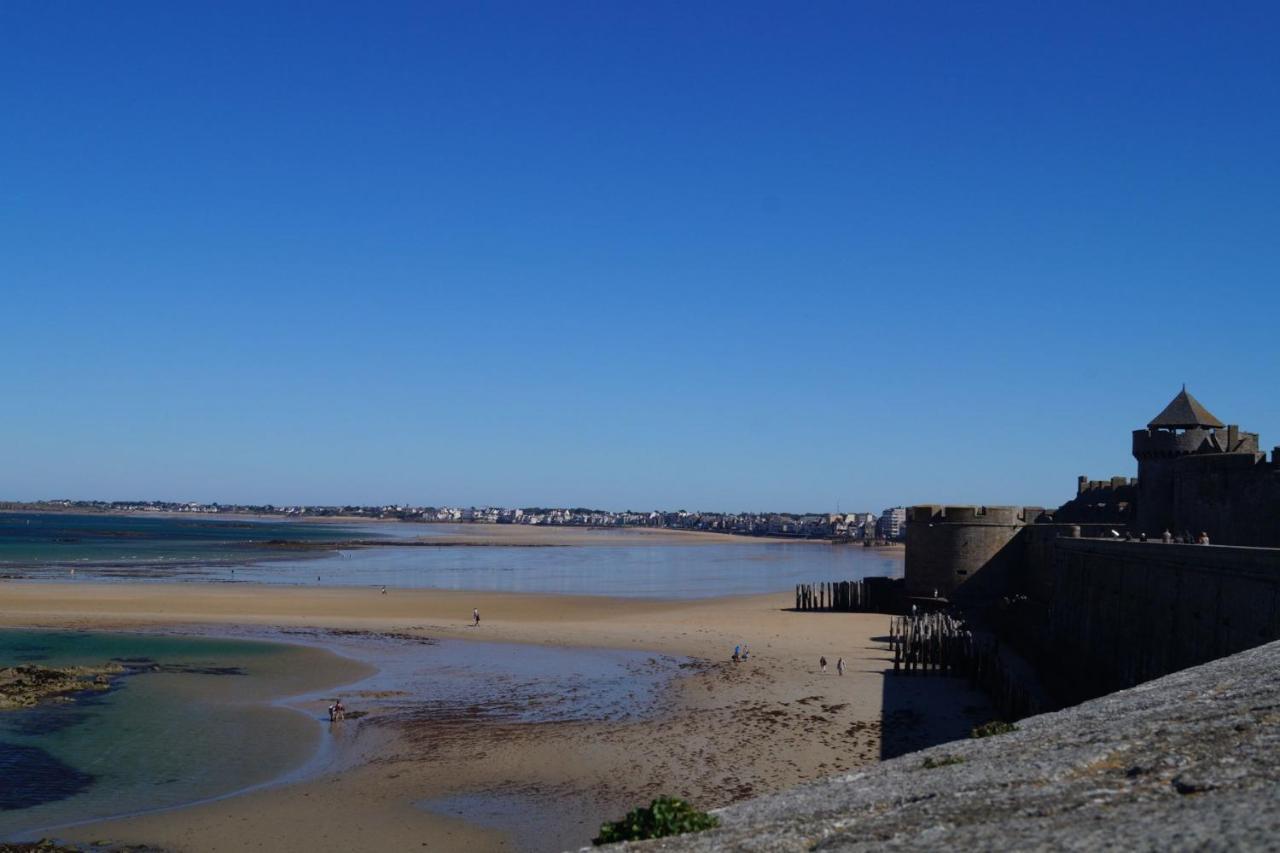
{"left": 3, "top": 513, "right": 901, "bottom": 597}
{"left": 0, "top": 630, "right": 336, "bottom": 838}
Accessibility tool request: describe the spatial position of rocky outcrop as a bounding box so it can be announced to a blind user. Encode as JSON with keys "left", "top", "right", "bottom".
{"left": 0, "top": 663, "right": 125, "bottom": 710}
{"left": 626, "top": 639, "right": 1280, "bottom": 851}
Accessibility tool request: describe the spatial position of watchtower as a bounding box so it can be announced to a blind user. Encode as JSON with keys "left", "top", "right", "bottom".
{"left": 1132, "top": 387, "right": 1225, "bottom": 536}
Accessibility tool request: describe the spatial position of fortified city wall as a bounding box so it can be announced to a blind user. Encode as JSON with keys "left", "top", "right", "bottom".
{"left": 903, "top": 389, "right": 1280, "bottom": 704}
{"left": 1049, "top": 538, "right": 1280, "bottom": 699}
{"left": 1169, "top": 448, "right": 1280, "bottom": 546}
{"left": 904, "top": 503, "right": 1118, "bottom": 604}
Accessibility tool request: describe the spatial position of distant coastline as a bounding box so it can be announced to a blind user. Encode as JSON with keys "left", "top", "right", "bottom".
{"left": 0, "top": 501, "right": 907, "bottom": 546}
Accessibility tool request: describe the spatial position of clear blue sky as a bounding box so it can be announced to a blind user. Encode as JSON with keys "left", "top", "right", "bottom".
{"left": 2, "top": 2, "right": 1278, "bottom": 512}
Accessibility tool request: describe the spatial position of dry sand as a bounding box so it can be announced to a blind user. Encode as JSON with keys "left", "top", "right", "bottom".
{"left": 0, "top": 583, "right": 991, "bottom": 852}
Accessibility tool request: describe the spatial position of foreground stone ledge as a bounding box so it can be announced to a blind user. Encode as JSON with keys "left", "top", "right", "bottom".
{"left": 612, "top": 639, "right": 1280, "bottom": 851}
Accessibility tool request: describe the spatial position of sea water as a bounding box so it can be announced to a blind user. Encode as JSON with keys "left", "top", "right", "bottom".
{"left": 0, "top": 512, "right": 363, "bottom": 575}
{"left": 3, "top": 514, "right": 901, "bottom": 597}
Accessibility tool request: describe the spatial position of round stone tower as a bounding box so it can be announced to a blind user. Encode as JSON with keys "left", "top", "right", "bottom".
{"left": 1132, "top": 387, "right": 1224, "bottom": 536}
{"left": 905, "top": 505, "right": 1031, "bottom": 602}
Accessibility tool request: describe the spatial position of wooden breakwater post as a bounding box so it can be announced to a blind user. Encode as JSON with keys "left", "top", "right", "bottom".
{"left": 887, "top": 611, "right": 1038, "bottom": 720}
{"left": 794, "top": 578, "right": 904, "bottom": 613}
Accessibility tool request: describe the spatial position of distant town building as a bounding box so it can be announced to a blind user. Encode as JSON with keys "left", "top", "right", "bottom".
{"left": 877, "top": 507, "right": 907, "bottom": 540}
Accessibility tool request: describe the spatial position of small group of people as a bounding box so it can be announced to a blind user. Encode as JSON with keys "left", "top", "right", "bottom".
{"left": 1117, "top": 529, "right": 1211, "bottom": 544}
{"left": 819, "top": 655, "right": 846, "bottom": 676}
{"left": 731, "top": 644, "right": 750, "bottom": 662}
{"left": 327, "top": 697, "right": 347, "bottom": 722}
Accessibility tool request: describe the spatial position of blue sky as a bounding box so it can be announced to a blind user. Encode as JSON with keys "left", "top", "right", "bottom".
{"left": 2, "top": 2, "right": 1278, "bottom": 511}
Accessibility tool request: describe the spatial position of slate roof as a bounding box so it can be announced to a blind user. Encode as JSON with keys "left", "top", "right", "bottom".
{"left": 1148, "top": 388, "right": 1225, "bottom": 429}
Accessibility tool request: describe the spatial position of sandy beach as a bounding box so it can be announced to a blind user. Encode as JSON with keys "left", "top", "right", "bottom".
{"left": 0, "top": 581, "right": 992, "bottom": 852}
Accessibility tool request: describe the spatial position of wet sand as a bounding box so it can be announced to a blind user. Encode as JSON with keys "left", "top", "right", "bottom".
{"left": 0, "top": 583, "right": 992, "bottom": 852}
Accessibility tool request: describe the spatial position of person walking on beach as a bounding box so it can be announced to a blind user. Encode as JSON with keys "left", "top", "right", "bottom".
{"left": 819, "top": 655, "right": 827, "bottom": 673}
{"left": 836, "top": 657, "right": 845, "bottom": 676}
{"left": 473, "top": 608, "right": 480, "bottom": 627}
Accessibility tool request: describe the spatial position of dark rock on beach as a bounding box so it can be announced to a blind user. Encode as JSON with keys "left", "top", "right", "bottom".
{"left": 0, "top": 663, "right": 125, "bottom": 711}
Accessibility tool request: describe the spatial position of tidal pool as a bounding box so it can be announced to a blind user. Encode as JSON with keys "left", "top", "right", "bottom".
{"left": 1, "top": 627, "right": 687, "bottom": 843}
{"left": 0, "top": 629, "right": 369, "bottom": 839}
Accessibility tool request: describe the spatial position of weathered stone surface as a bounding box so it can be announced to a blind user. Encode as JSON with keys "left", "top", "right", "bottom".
{"left": 614, "top": 639, "right": 1280, "bottom": 851}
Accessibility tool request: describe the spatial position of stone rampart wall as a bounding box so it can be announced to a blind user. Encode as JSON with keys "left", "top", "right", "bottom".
{"left": 1049, "top": 538, "right": 1280, "bottom": 700}
{"left": 1172, "top": 453, "right": 1280, "bottom": 546}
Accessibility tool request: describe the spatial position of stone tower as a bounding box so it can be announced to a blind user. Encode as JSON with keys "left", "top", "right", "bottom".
{"left": 1132, "top": 387, "right": 1226, "bottom": 536}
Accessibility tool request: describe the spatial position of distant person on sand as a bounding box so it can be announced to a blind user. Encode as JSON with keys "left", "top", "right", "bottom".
{"left": 381, "top": 585, "right": 387, "bottom": 594}
{"left": 733, "top": 644, "right": 741, "bottom": 662}
{"left": 819, "top": 655, "right": 827, "bottom": 673}
{"left": 837, "top": 657, "right": 845, "bottom": 676}
{"left": 473, "top": 608, "right": 480, "bottom": 627}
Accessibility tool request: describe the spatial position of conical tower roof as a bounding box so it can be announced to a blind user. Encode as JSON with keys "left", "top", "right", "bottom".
{"left": 1148, "top": 387, "right": 1224, "bottom": 429}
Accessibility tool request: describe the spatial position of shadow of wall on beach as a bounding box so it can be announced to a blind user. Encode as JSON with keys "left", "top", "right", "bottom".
{"left": 875, "top": 641, "right": 995, "bottom": 760}
{"left": 774, "top": 608, "right": 995, "bottom": 761}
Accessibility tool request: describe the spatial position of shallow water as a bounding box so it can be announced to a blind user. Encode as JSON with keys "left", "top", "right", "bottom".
{"left": 248, "top": 540, "right": 901, "bottom": 597}
{"left": 0, "top": 630, "right": 356, "bottom": 838}
{"left": 421, "top": 788, "right": 603, "bottom": 853}
{"left": 0, "top": 628, "right": 687, "bottom": 841}
{"left": 272, "top": 628, "right": 688, "bottom": 725}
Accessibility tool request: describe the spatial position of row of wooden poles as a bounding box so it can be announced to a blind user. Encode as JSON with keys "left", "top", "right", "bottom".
{"left": 888, "top": 612, "right": 1038, "bottom": 720}
{"left": 794, "top": 579, "right": 898, "bottom": 612}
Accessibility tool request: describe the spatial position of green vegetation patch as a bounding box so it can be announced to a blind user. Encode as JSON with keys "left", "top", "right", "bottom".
{"left": 921, "top": 754, "right": 965, "bottom": 769}
{"left": 972, "top": 720, "right": 1019, "bottom": 738}
{"left": 593, "top": 796, "right": 720, "bottom": 845}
